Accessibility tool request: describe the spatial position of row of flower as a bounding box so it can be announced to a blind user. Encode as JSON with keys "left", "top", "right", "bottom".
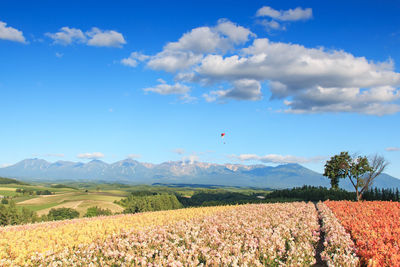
{"left": 28, "top": 202, "right": 320, "bottom": 266}
{"left": 316, "top": 202, "right": 359, "bottom": 267}
{"left": 325, "top": 200, "right": 400, "bottom": 266}
{"left": 0, "top": 205, "right": 234, "bottom": 266}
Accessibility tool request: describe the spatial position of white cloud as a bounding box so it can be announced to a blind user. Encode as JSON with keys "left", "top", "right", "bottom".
{"left": 145, "top": 19, "right": 253, "bottom": 73}
{"left": 46, "top": 27, "right": 86, "bottom": 45}
{"left": 0, "top": 21, "right": 26, "bottom": 43}
{"left": 386, "top": 147, "right": 400, "bottom": 152}
{"left": 148, "top": 50, "right": 203, "bottom": 72}
{"left": 203, "top": 79, "right": 262, "bottom": 102}
{"left": 144, "top": 80, "right": 190, "bottom": 95}
{"left": 77, "top": 152, "right": 104, "bottom": 159}
{"left": 46, "top": 27, "right": 126, "bottom": 47}
{"left": 259, "top": 20, "right": 286, "bottom": 31}
{"left": 194, "top": 38, "right": 400, "bottom": 114}
{"left": 256, "top": 6, "right": 312, "bottom": 21}
{"left": 129, "top": 17, "right": 400, "bottom": 115}
{"left": 127, "top": 154, "right": 141, "bottom": 159}
{"left": 55, "top": 52, "right": 63, "bottom": 58}
{"left": 121, "top": 52, "right": 149, "bottom": 67}
{"left": 231, "top": 153, "right": 324, "bottom": 164}
{"left": 86, "top": 27, "right": 126, "bottom": 47}
{"left": 173, "top": 148, "right": 185, "bottom": 155}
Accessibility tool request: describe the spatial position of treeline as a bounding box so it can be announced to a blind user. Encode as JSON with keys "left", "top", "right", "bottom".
{"left": 265, "top": 186, "right": 357, "bottom": 201}
{"left": 0, "top": 201, "right": 38, "bottom": 226}
{"left": 117, "top": 193, "right": 183, "bottom": 213}
{"left": 0, "top": 202, "right": 114, "bottom": 226}
{"left": 178, "top": 190, "right": 270, "bottom": 207}
{"left": 362, "top": 187, "right": 400, "bottom": 201}
{"left": 50, "top": 184, "right": 78, "bottom": 190}
{"left": 15, "top": 188, "right": 53, "bottom": 195}
{"left": 0, "top": 177, "right": 26, "bottom": 185}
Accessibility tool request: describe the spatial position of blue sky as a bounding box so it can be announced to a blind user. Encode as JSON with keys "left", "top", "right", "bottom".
{"left": 1, "top": 0, "right": 400, "bottom": 178}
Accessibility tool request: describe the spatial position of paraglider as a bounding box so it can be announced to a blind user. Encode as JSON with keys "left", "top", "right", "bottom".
{"left": 221, "top": 133, "right": 226, "bottom": 144}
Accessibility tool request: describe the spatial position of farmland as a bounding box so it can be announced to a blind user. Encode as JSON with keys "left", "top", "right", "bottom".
{"left": 2, "top": 182, "right": 400, "bottom": 266}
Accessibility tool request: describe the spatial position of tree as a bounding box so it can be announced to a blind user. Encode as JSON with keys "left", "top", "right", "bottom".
{"left": 324, "top": 152, "right": 352, "bottom": 190}
{"left": 48, "top": 208, "right": 80, "bottom": 221}
{"left": 360, "top": 154, "right": 389, "bottom": 193}
{"left": 324, "top": 152, "right": 372, "bottom": 201}
{"left": 84, "top": 206, "right": 112, "bottom": 217}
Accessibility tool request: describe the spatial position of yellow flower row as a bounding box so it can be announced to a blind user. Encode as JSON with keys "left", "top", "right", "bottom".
{"left": 0, "top": 206, "right": 234, "bottom": 266}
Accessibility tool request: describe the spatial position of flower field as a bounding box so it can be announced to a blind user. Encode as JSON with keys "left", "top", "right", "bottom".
{"left": 317, "top": 202, "right": 359, "bottom": 267}
{"left": 1, "top": 202, "right": 322, "bottom": 266}
{"left": 4, "top": 200, "right": 400, "bottom": 266}
{"left": 325, "top": 200, "right": 400, "bottom": 266}
{"left": 0, "top": 206, "right": 233, "bottom": 266}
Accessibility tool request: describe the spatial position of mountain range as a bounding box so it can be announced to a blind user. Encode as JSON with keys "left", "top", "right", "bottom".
{"left": 0, "top": 158, "right": 399, "bottom": 190}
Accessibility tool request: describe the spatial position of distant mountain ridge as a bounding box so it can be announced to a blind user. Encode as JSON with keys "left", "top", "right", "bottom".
{"left": 0, "top": 158, "right": 399, "bottom": 190}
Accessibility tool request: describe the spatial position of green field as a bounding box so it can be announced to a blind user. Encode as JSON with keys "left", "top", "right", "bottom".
{"left": 1, "top": 180, "right": 274, "bottom": 217}
{"left": 16, "top": 191, "right": 125, "bottom": 216}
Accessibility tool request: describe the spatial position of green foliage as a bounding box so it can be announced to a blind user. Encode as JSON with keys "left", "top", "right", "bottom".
{"left": 15, "top": 188, "right": 53, "bottom": 196}
{"left": 362, "top": 187, "right": 400, "bottom": 201}
{"left": 324, "top": 152, "right": 352, "bottom": 190}
{"left": 1, "top": 198, "right": 8, "bottom": 204}
{"left": 50, "top": 184, "right": 78, "bottom": 190}
{"left": 120, "top": 194, "right": 183, "bottom": 214}
{"left": 324, "top": 152, "right": 373, "bottom": 200}
{"left": 84, "top": 206, "right": 112, "bottom": 217}
{"left": 0, "top": 177, "right": 27, "bottom": 185}
{"left": 0, "top": 200, "right": 38, "bottom": 226}
{"left": 265, "top": 185, "right": 356, "bottom": 201}
{"left": 47, "top": 208, "right": 80, "bottom": 221}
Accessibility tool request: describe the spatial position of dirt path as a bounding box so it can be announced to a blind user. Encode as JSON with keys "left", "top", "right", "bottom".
{"left": 313, "top": 203, "right": 328, "bottom": 267}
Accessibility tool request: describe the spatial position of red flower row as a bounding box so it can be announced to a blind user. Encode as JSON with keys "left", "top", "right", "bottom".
{"left": 326, "top": 201, "right": 400, "bottom": 266}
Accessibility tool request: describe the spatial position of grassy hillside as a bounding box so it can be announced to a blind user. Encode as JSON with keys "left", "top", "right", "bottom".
{"left": 1, "top": 182, "right": 273, "bottom": 217}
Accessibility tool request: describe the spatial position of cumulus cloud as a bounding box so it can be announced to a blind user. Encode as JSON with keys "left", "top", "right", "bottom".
{"left": 77, "top": 152, "right": 104, "bottom": 159}
{"left": 121, "top": 52, "right": 149, "bottom": 67}
{"left": 144, "top": 19, "right": 253, "bottom": 72}
{"left": 86, "top": 27, "right": 126, "bottom": 47}
{"left": 144, "top": 79, "right": 191, "bottom": 95}
{"left": 127, "top": 154, "right": 141, "bottom": 159}
{"left": 256, "top": 6, "right": 312, "bottom": 21}
{"left": 124, "top": 15, "right": 400, "bottom": 115}
{"left": 46, "top": 27, "right": 86, "bottom": 45}
{"left": 203, "top": 79, "right": 262, "bottom": 102}
{"left": 194, "top": 38, "right": 400, "bottom": 114}
{"left": 259, "top": 20, "right": 285, "bottom": 31}
{"left": 173, "top": 148, "right": 185, "bottom": 155}
{"left": 386, "top": 147, "right": 400, "bottom": 152}
{"left": 231, "top": 153, "right": 324, "bottom": 164}
{"left": 46, "top": 26, "right": 126, "bottom": 47}
{"left": 0, "top": 21, "right": 26, "bottom": 43}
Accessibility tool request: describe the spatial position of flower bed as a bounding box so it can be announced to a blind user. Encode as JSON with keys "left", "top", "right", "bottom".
{"left": 325, "top": 200, "right": 400, "bottom": 266}
{"left": 317, "top": 202, "right": 359, "bottom": 267}
{"left": 30, "top": 202, "right": 320, "bottom": 266}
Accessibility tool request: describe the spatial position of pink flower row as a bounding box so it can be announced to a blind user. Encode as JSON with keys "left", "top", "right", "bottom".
{"left": 317, "top": 202, "right": 359, "bottom": 267}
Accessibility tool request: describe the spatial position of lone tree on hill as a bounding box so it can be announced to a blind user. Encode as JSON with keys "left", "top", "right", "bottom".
{"left": 324, "top": 152, "right": 386, "bottom": 201}
{"left": 323, "top": 152, "right": 351, "bottom": 190}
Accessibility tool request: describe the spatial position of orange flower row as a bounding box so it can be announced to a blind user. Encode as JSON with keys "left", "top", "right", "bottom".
{"left": 325, "top": 201, "right": 400, "bottom": 266}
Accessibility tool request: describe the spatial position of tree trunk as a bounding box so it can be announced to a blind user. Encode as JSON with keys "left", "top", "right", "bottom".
{"left": 356, "top": 189, "right": 362, "bottom": 201}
